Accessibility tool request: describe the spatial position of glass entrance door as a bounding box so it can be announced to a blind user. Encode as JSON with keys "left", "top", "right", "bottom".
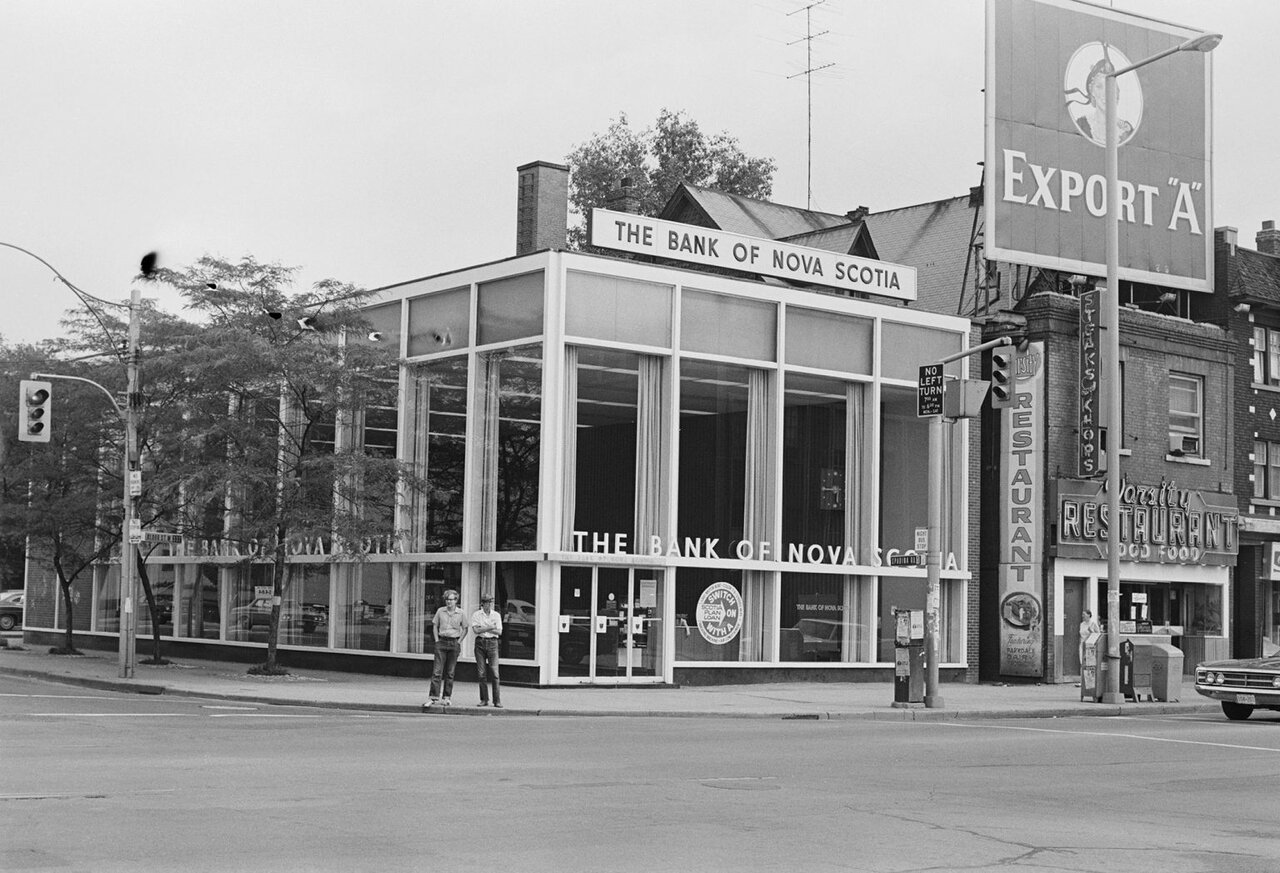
{"left": 557, "top": 566, "right": 665, "bottom": 683}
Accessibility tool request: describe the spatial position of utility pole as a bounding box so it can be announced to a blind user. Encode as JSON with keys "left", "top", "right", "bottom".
{"left": 119, "top": 283, "right": 141, "bottom": 678}
{"left": 787, "top": 0, "right": 833, "bottom": 209}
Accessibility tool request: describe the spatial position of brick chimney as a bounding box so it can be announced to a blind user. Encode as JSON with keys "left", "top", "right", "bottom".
{"left": 605, "top": 177, "right": 639, "bottom": 214}
{"left": 515, "top": 161, "right": 569, "bottom": 256}
{"left": 845, "top": 206, "right": 869, "bottom": 223}
{"left": 1258, "top": 220, "right": 1280, "bottom": 256}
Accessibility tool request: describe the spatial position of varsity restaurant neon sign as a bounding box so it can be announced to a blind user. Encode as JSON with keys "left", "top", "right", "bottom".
{"left": 1054, "top": 477, "right": 1238, "bottom": 565}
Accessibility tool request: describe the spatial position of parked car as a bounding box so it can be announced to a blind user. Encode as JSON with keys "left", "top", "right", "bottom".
{"left": 0, "top": 591, "right": 24, "bottom": 631}
{"left": 1195, "top": 657, "right": 1280, "bottom": 720}
{"left": 228, "top": 598, "right": 316, "bottom": 634}
{"left": 503, "top": 598, "right": 536, "bottom": 646}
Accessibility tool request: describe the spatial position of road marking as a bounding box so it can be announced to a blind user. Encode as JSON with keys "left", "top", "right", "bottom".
{"left": 207, "top": 713, "right": 323, "bottom": 718}
{"left": 27, "top": 713, "right": 197, "bottom": 717}
{"left": 200, "top": 705, "right": 260, "bottom": 710}
{"left": 0, "top": 693, "right": 115, "bottom": 700}
{"left": 936, "top": 721, "right": 1280, "bottom": 753}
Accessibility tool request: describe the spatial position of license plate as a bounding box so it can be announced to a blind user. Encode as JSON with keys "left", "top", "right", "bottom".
{"left": 1237, "top": 693, "right": 1256, "bottom": 705}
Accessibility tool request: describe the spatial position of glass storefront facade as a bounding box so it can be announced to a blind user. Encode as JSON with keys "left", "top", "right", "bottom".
{"left": 46, "top": 251, "right": 975, "bottom": 685}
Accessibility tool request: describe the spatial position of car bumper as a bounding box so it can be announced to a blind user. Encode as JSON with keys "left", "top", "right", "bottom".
{"left": 1194, "top": 685, "right": 1280, "bottom": 708}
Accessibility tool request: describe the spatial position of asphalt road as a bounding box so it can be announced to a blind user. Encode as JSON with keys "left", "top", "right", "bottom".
{"left": 3, "top": 674, "right": 1278, "bottom": 873}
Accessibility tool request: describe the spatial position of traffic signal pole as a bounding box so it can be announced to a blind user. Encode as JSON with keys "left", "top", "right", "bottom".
{"left": 923, "top": 335, "right": 1014, "bottom": 708}
{"left": 118, "top": 284, "right": 141, "bottom": 678}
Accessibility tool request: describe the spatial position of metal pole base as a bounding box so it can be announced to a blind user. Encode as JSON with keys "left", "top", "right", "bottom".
{"left": 1099, "top": 692, "right": 1124, "bottom": 704}
{"left": 924, "top": 695, "right": 945, "bottom": 709}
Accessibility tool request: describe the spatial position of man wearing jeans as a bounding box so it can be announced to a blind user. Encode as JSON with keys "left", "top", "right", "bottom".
{"left": 428, "top": 589, "right": 467, "bottom": 706}
{"left": 471, "top": 594, "right": 503, "bottom": 708}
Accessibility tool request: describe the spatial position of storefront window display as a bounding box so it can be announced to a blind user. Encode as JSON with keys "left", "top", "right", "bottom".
{"left": 674, "top": 570, "right": 746, "bottom": 662}
{"left": 280, "top": 565, "right": 331, "bottom": 647}
{"left": 227, "top": 563, "right": 274, "bottom": 642}
{"left": 491, "top": 561, "right": 537, "bottom": 660}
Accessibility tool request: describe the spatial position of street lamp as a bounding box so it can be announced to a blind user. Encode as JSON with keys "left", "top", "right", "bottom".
{"left": 1101, "top": 32, "right": 1220, "bottom": 703}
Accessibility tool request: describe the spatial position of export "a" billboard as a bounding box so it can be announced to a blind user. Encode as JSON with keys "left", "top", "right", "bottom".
{"left": 984, "top": 0, "right": 1214, "bottom": 292}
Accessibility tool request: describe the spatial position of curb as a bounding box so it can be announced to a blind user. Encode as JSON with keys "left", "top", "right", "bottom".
{"left": 0, "top": 664, "right": 1220, "bottom": 721}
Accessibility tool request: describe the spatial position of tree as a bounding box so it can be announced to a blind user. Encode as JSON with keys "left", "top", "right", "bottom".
{"left": 0, "top": 339, "right": 124, "bottom": 655}
{"left": 151, "top": 256, "right": 421, "bottom": 675}
{"left": 565, "top": 108, "right": 777, "bottom": 248}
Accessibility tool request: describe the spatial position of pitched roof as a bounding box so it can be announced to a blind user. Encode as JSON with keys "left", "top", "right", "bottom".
{"left": 661, "top": 184, "right": 851, "bottom": 239}
{"left": 863, "top": 195, "right": 979, "bottom": 315}
{"left": 1231, "top": 245, "right": 1280, "bottom": 306}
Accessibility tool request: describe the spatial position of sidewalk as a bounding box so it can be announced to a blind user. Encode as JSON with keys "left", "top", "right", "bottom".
{"left": 0, "top": 642, "right": 1217, "bottom": 721}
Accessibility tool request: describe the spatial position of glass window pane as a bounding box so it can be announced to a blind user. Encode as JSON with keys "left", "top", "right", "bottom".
{"left": 1255, "top": 327, "right": 1267, "bottom": 383}
{"left": 879, "top": 385, "right": 929, "bottom": 555}
{"left": 571, "top": 347, "right": 640, "bottom": 546}
{"left": 783, "top": 374, "right": 848, "bottom": 550}
{"left": 565, "top": 272, "right": 672, "bottom": 346}
{"left": 227, "top": 564, "right": 274, "bottom": 642}
{"left": 405, "top": 563, "right": 463, "bottom": 654}
{"left": 407, "top": 286, "right": 469, "bottom": 357}
{"left": 680, "top": 289, "right": 776, "bottom": 361}
{"left": 1269, "top": 442, "right": 1280, "bottom": 499}
{"left": 494, "top": 561, "right": 538, "bottom": 660}
{"left": 177, "top": 565, "right": 221, "bottom": 639}
{"left": 785, "top": 307, "right": 872, "bottom": 374}
{"left": 779, "top": 574, "right": 858, "bottom": 662}
{"left": 478, "top": 271, "right": 544, "bottom": 345}
{"left": 1255, "top": 441, "right": 1267, "bottom": 499}
{"left": 281, "top": 565, "right": 330, "bottom": 648}
{"left": 673, "top": 570, "right": 743, "bottom": 662}
{"left": 496, "top": 345, "right": 542, "bottom": 550}
{"left": 678, "top": 360, "right": 750, "bottom": 545}
{"left": 136, "top": 564, "right": 175, "bottom": 638}
{"left": 408, "top": 357, "right": 468, "bottom": 551}
{"left": 880, "top": 323, "right": 963, "bottom": 381}
{"left": 333, "top": 563, "right": 392, "bottom": 651}
{"left": 1169, "top": 374, "right": 1200, "bottom": 434}
{"left": 1269, "top": 330, "right": 1280, "bottom": 386}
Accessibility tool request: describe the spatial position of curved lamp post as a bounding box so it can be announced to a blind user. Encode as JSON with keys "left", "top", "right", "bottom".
{"left": 1101, "top": 32, "right": 1221, "bottom": 703}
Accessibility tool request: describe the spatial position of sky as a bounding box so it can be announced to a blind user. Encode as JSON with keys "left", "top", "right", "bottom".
{"left": 3, "top": 0, "right": 1277, "bottom": 344}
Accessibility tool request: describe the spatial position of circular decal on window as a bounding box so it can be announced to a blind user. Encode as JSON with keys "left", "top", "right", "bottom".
{"left": 696, "top": 582, "right": 743, "bottom": 645}
{"left": 1063, "top": 41, "right": 1143, "bottom": 149}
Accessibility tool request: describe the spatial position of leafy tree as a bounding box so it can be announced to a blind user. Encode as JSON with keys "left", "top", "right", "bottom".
{"left": 151, "top": 255, "right": 421, "bottom": 675}
{"left": 0, "top": 339, "right": 124, "bottom": 655}
{"left": 565, "top": 108, "right": 777, "bottom": 248}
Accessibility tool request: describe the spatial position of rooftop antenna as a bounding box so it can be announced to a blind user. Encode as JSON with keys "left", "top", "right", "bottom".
{"left": 787, "top": 0, "right": 834, "bottom": 209}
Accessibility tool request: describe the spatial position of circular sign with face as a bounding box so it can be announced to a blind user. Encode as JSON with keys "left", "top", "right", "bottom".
{"left": 696, "top": 581, "right": 743, "bottom": 645}
{"left": 1063, "top": 41, "right": 1143, "bottom": 149}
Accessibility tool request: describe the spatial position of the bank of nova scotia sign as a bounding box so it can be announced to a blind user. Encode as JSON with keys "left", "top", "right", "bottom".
{"left": 590, "top": 208, "right": 917, "bottom": 302}
{"left": 984, "top": 0, "right": 1214, "bottom": 292}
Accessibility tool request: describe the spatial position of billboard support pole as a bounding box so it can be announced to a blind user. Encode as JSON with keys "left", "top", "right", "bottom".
{"left": 1102, "top": 33, "right": 1220, "bottom": 704}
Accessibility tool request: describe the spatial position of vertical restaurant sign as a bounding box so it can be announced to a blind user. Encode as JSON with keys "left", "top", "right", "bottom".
{"left": 999, "top": 341, "right": 1045, "bottom": 677}
{"left": 984, "top": 0, "right": 1214, "bottom": 292}
{"left": 1078, "top": 286, "right": 1101, "bottom": 477}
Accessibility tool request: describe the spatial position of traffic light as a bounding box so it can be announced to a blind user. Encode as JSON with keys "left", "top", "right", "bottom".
{"left": 18, "top": 379, "right": 52, "bottom": 443}
{"left": 989, "top": 347, "right": 1017, "bottom": 409}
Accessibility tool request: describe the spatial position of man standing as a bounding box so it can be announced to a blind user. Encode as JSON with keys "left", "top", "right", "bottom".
{"left": 471, "top": 594, "right": 503, "bottom": 708}
{"left": 428, "top": 589, "right": 467, "bottom": 706}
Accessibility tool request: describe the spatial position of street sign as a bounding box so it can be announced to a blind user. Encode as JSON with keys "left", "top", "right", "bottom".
{"left": 917, "top": 364, "right": 943, "bottom": 417}
{"left": 140, "top": 530, "right": 183, "bottom": 544}
{"left": 128, "top": 518, "right": 142, "bottom": 545}
{"left": 889, "top": 553, "right": 922, "bottom": 567}
{"left": 914, "top": 527, "right": 928, "bottom": 553}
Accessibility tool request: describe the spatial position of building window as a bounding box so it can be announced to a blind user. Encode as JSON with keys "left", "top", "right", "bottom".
{"left": 1256, "top": 327, "right": 1280, "bottom": 386}
{"left": 1168, "top": 372, "right": 1202, "bottom": 456}
{"left": 1254, "top": 440, "right": 1280, "bottom": 500}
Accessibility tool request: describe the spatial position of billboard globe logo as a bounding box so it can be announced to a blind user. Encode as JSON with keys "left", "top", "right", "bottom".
{"left": 1063, "top": 42, "right": 1144, "bottom": 148}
